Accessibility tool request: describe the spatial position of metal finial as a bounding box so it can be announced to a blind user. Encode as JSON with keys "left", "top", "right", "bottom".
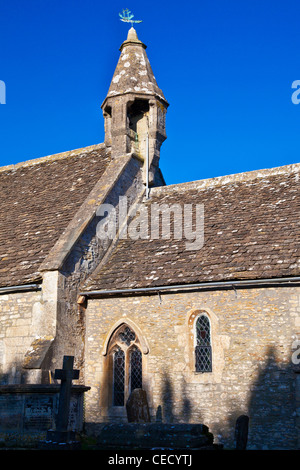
{"left": 119, "top": 8, "right": 142, "bottom": 28}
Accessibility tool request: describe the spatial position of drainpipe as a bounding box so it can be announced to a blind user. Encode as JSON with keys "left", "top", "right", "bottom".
{"left": 145, "top": 132, "right": 149, "bottom": 199}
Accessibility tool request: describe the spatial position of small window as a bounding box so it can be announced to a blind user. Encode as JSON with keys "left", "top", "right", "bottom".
{"left": 195, "top": 315, "right": 212, "bottom": 372}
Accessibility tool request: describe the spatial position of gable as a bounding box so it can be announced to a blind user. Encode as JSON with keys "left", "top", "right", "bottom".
{"left": 0, "top": 144, "right": 111, "bottom": 288}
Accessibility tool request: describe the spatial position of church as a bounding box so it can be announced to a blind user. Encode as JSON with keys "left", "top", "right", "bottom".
{"left": 0, "top": 26, "right": 299, "bottom": 450}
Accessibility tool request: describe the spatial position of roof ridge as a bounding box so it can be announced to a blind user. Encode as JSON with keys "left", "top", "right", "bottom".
{"left": 0, "top": 143, "right": 105, "bottom": 173}
{"left": 151, "top": 162, "right": 300, "bottom": 194}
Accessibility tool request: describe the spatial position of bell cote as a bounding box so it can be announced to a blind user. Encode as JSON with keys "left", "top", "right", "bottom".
{"left": 101, "top": 27, "right": 169, "bottom": 184}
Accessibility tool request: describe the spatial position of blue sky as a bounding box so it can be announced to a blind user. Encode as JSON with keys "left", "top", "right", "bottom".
{"left": 0, "top": 0, "right": 299, "bottom": 185}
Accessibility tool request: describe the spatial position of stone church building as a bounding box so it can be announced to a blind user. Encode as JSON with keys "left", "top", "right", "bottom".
{"left": 0, "top": 27, "right": 299, "bottom": 449}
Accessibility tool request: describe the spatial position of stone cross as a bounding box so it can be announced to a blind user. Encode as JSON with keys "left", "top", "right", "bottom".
{"left": 47, "top": 355, "right": 79, "bottom": 444}
{"left": 55, "top": 356, "right": 79, "bottom": 432}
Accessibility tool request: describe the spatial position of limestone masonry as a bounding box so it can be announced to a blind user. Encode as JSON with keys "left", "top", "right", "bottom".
{"left": 0, "top": 27, "right": 299, "bottom": 449}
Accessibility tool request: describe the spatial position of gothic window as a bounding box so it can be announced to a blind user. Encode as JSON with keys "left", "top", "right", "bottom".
{"left": 109, "top": 324, "right": 143, "bottom": 406}
{"left": 195, "top": 314, "right": 212, "bottom": 372}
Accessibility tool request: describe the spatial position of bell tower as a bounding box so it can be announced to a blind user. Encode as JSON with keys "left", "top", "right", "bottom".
{"left": 101, "top": 27, "right": 169, "bottom": 185}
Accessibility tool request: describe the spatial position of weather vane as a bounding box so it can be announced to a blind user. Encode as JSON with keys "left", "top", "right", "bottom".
{"left": 119, "top": 8, "right": 142, "bottom": 28}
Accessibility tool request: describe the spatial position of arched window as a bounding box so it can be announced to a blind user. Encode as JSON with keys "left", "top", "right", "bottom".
{"left": 109, "top": 325, "right": 143, "bottom": 406}
{"left": 195, "top": 314, "right": 212, "bottom": 372}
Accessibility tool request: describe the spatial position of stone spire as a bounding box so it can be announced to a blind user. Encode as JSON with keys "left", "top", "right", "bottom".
{"left": 101, "top": 27, "right": 169, "bottom": 185}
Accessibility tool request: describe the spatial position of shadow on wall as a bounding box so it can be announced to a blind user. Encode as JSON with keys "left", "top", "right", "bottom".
{"left": 0, "top": 357, "right": 35, "bottom": 385}
{"left": 160, "top": 372, "right": 174, "bottom": 423}
{"left": 0, "top": 346, "right": 56, "bottom": 385}
{"left": 159, "top": 371, "right": 193, "bottom": 424}
{"left": 156, "top": 347, "right": 297, "bottom": 449}
{"left": 223, "top": 346, "right": 297, "bottom": 449}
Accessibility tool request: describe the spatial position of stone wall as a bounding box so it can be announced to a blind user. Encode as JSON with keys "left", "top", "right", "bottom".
{"left": 84, "top": 285, "right": 300, "bottom": 449}
{"left": 0, "top": 290, "right": 43, "bottom": 384}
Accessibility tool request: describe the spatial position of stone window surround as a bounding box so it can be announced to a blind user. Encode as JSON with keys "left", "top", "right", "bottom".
{"left": 195, "top": 312, "right": 212, "bottom": 372}
{"left": 108, "top": 325, "right": 142, "bottom": 407}
{"left": 186, "top": 307, "right": 230, "bottom": 384}
{"left": 100, "top": 318, "right": 150, "bottom": 415}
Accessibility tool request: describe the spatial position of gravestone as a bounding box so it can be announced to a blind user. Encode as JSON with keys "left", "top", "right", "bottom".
{"left": 44, "top": 356, "right": 80, "bottom": 449}
{"left": 155, "top": 405, "right": 162, "bottom": 422}
{"left": 126, "top": 388, "right": 151, "bottom": 423}
{"left": 235, "top": 415, "right": 249, "bottom": 450}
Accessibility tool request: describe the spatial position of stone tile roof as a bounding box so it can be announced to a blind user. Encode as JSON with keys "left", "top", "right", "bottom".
{"left": 0, "top": 144, "right": 111, "bottom": 287}
{"left": 83, "top": 163, "right": 300, "bottom": 292}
